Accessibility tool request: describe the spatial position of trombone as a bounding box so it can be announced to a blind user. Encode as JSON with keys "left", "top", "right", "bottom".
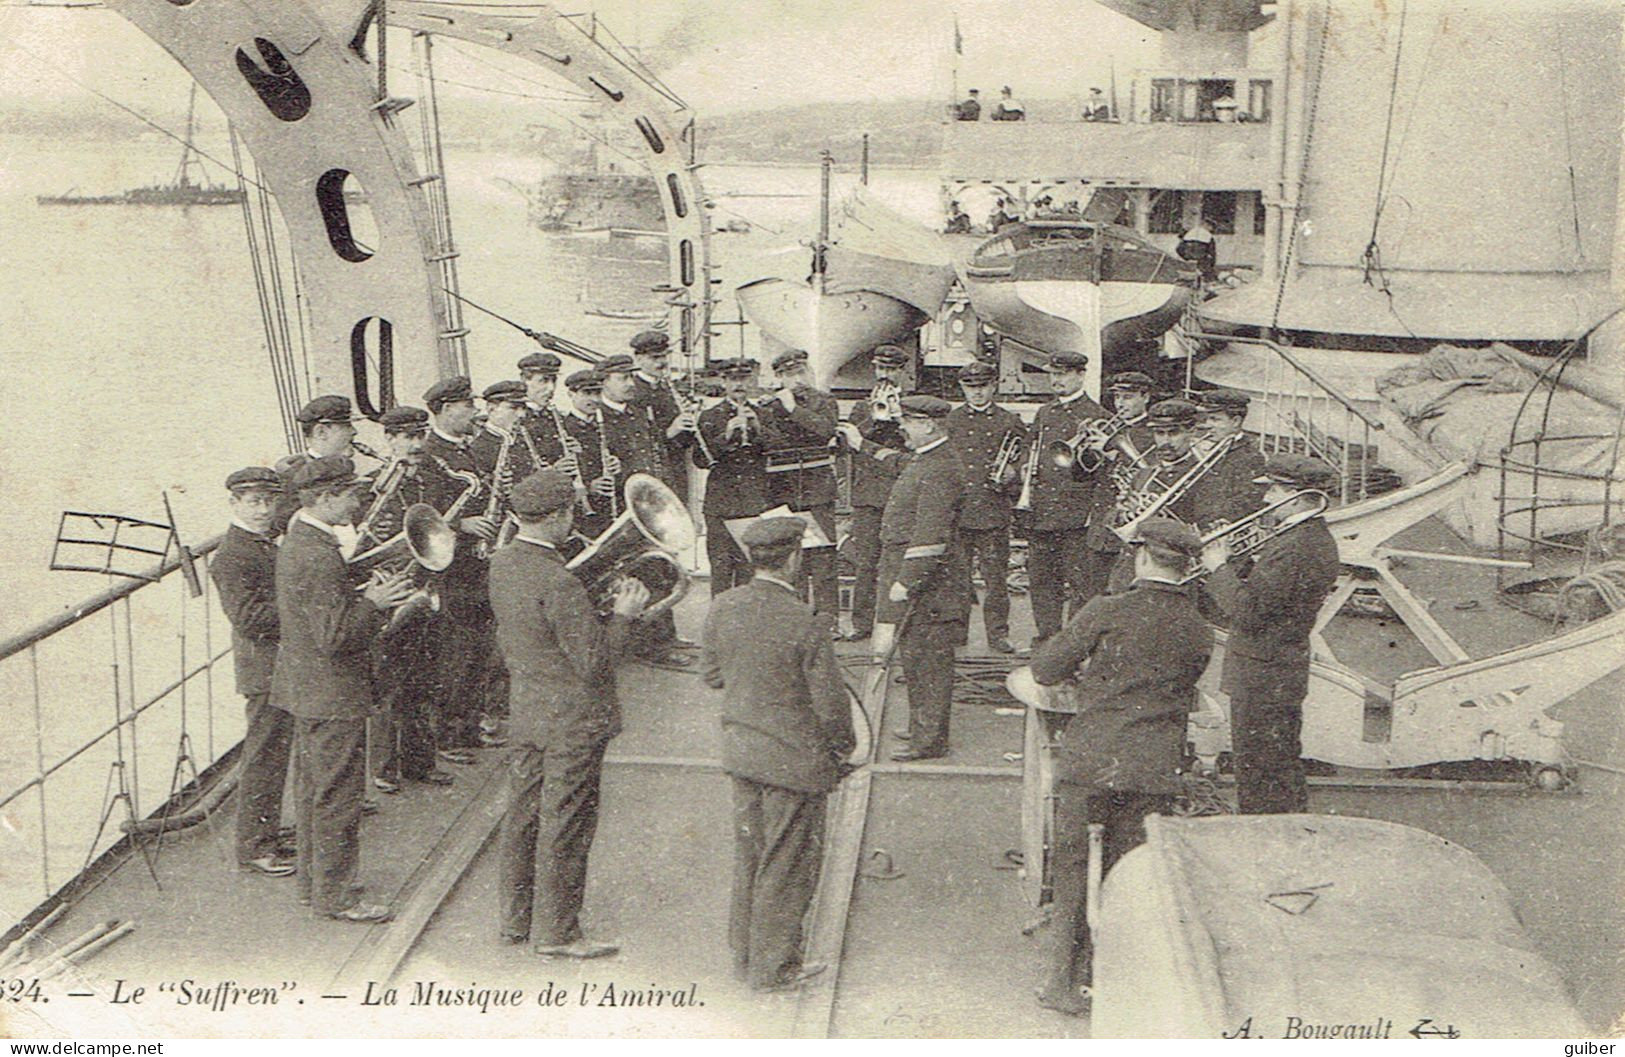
{"left": 1112, "top": 432, "right": 1239, "bottom": 544}
{"left": 1177, "top": 490, "right": 1329, "bottom": 583}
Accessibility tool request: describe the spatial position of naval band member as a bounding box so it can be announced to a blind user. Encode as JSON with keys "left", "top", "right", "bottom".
{"left": 211, "top": 466, "right": 294, "bottom": 876}
{"left": 1077, "top": 372, "right": 1154, "bottom": 600}
{"left": 695, "top": 358, "right": 770, "bottom": 595}
{"left": 365, "top": 406, "right": 455, "bottom": 793}
{"left": 489, "top": 471, "right": 650, "bottom": 957}
{"left": 757, "top": 349, "right": 841, "bottom": 634}
{"left": 877, "top": 395, "right": 971, "bottom": 762}
{"left": 1202, "top": 454, "right": 1341, "bottom": 814}
{"left": 1024, "top": 353, "right": 1110, "bottom": 646}
{"left": 701, "top": 515, "right": 856, "bottom": 991}
{"left": 271, "top": 456, "right": 414, "bottom": 922}
{"left": 1030, "top": 518, "right": 1213, "bottom": 1016}
{"left": 945, "top": 359, "right": 1024, "bottom": 654}
{"left": 1190, "top": 387, "right": 1267, "bottom": 526}
{"left": 841, "top": 344, "right": 912, "bottom": 642}
{"left": 629, "top": 329, "right": 694, "bottom": 498}
{"left": 274, "top": 395, "right": 363, "bottom": 534}
{"left": 562, "top": 368, "right": 614, "bottom": 540}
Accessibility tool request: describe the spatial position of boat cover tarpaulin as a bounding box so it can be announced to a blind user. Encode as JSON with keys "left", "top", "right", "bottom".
{"left": 822, "top": 186, "right": 956, "bottom": 315}
{"left": 1092, "top": 815, "right": 1587, "bottom": 1038}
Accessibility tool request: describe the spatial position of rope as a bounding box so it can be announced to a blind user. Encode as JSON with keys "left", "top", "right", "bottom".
{"left": 230, "top": 129, "right": 302, "bottom": 453}
{"left": 445, "top": 290, "right": 607, "bottom": 364}
{"left": 1270, "top": 1, "right": 1331, "bottom": 333}
{"left": 1360, "top": 0, "right": 1408, "bottom": 293}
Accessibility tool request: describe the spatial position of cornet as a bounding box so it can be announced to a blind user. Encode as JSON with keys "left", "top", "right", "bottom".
{"left": 869, "top": 378, "right": 904, "bottom": 422}
{"left": 987, "top": 429, "right": 1022, "bottom": 488}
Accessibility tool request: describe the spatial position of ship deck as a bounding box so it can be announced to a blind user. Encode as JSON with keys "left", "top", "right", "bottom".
{"left": 6, "top": 517, "right": 1623, "bottom": 1038}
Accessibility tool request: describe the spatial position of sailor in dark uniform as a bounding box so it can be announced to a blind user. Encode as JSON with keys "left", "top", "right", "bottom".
{"left": 1201, "top": 454, "right": 1342, "bottom": 815}
{"left": 490, "top": 471, "right": 650, "bottom": 957}
{"left": 514, "top": 352, "right": 580, "bottom": 485}
{"left": 211, "top": 467, "right": 294, "bottom": 876}
{"left": 1023, "top": 352, "right": 1110, "bottom": 647}
{"left": 561, "top": 369, "right": 612, "bottom": 540}
{"left": 1106, "top": 398, "right": 1221, "bottom": 593}
{"left": 878, "top": 396, "right": 972, "bottom": 762}
{"left": 841, "top": 344, "right": 912, "bottom": 642}
{"left": 1190, "top": 387, "right": 1267, "bottom": 527}
{"left": 695, "top": 358, "right": 770, "bottom": 596}
{"left": 597, "top": 355, "right": 686, "bottom": 664}
{"left": 421, "top": 376, "right": 501, "bottom": 758}
{"left": 757, "top": 349, "right": 841, "bottom": 635}
{"left": 364, "top": 407, "right": 455, "bottom": 793}
{"left": 272, "top": 456, "right": 414, "bottom": 922}
{"left": 944, "top": 359, "right": 1024, "bottom": 654}
{"left": 1078, "top": 372, "right": 1156, "bottom": 601}
{"left": 274, "top": 395, "right": 363, "bottom": 534}
{"left": 470, "top": 380, "right": 528, "bottom": 484}
{"left": 628, "top": 329, "right": 694, "bottom": 498}
{"left": 1030, "top": 518, "right": 1213, "bottom": 1016}
{"left": 701, "top": 516, "right": 855, "bottom": 991}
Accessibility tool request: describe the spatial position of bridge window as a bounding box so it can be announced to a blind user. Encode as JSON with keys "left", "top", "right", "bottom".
{"left": 234, "top": 38, "right": 311, "bottom": 122}
{"left": 315, "top": 169, "right": 377, "bottom": 263}
{"left": 1248, "top": 80, "right": 1272, "bottom": 123}
{"left": 1148, "top": 189, "right": 1183, "bottom": 234}
{"left": 1201, "top": 191, "right": 1236, "bottom": 235}
{"left": 350, "top": 318, "right": 395, "bottom": 420}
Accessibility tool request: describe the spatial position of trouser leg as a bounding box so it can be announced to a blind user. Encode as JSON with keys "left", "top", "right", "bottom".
{"left": 1232, "top": 695, "right": 1308, "bottom": 814}
{"left": 531, "top": 740, "right": 608, "bottom": 946}
{"left": 293, "top": 717, "right": 366, "bottom": 915}
{"left": 969, "top": 529, "right": 1011, "bottom": 641}
{"left": 803, "top": 505, "right": 839, "bottom": 630}
{"left": 235, "top": 693, "right": 293, "bottom": 863}
{"left": 496, "top": 748, "right": 545, "bottom": 941}
{"left": 432, "top": 600, "right": 490, "bottom": 750}
{"left": 1060, "top": 531, "right": 1092, "bottom": 623}
{"left": 1028, "top": 531, "right": 1065, "bottom": 641}
{"left": 1076, "top": 544, "right": 1116, "bottom": 606}
{"left": 706, "top": 513, "right": 749, "bottom": 596}
{"left": 745, "top": 782, "right": 827, "bottom": 989}
{"left": 846, "top": 506, "right": 884, "bottom": 635}
{"left": 900, "top": 620, "right": 957, "bottom": 755}
{"left": 729, "top": 777, "right": 763, "bottom": 980}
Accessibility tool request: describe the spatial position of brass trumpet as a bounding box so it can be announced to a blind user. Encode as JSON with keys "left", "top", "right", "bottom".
{"left": 987, "top": 429, "right": 1022, "bottom": 488}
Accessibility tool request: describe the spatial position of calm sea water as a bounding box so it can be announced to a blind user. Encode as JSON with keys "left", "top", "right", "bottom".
{"left": 0, "top": 136, "right": 940, "bottom": 637}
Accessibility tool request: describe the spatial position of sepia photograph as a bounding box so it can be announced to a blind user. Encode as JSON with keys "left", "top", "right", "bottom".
{"left": 0, "top": 0, "right": 1621, "bottom": 1041}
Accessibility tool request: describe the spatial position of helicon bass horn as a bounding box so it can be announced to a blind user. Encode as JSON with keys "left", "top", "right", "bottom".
{"left": 348, "top": 504, "right": 459, "bottom": 631}
{"left": 565, "top": 473, "right": 696, "bottom": 620}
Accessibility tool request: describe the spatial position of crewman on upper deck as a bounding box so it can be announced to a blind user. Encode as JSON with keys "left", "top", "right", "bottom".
{"left": 992, "top": 85, "right": 1025, "bottom": 121}
{"left": 1083, "top": 87, "right": 1110, "bottom": 121}
{"left": 955, "top": 88, "right": 981, "bottom": 121}
{"left": 212, "top": 466, "right": 294, "bottom": 877}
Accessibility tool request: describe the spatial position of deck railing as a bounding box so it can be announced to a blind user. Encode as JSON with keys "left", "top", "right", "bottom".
{"left": 0, "top": 536, "right": 241, "bottom": 927}
{"left": 1180, "top": 321, "right": 1383, "bottom": 504}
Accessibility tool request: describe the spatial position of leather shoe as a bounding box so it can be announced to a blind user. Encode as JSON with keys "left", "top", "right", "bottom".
{"left": 240, "top": 855, "right": 296, "bottom": 877}
{"left": 328, "top": 901, "right": 393, "bottom": 923}
{"left": 990, "top": 636, "right": 1016, "bottom": 654}
{"left": 533, "top": 939, "right": 620, "bottom": 959}
{"left": 842, "top": 629, "right": 872, "bottom": 643}
{"left": 438, "top": 748, "right": 477, "bottom": 766}
{"left": 417, "top": 769, "right": 455, "bottom": 787}
{"left": 755, "top": 963, "right": 827, "bottom": 993}
{"left": 656, "top": 650, "right": 692, "bottom": 667}
{"left": 891, "top": 728, "right": 912, "bottom": 741}
{"left": 300, "top": 882, "right": 364, "bottom": 907}
{"left": 373, "top": 776, "right": 400, "bottom": 795}
{"left": 890, "top": 747, "right": 945, "bottom": 763}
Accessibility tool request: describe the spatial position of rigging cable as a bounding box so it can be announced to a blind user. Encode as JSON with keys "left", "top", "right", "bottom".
{"left": 230, "top": 128, "right": 302, "bottom": 453}
{"left": 1360, "top": 0, "right": 1407, "bottom": 298}
{"left": 445, "top": 289, "right": 607, "bottom": 364}
{"left": 1270, "top": 0, "right": 1331, "bottom": 333}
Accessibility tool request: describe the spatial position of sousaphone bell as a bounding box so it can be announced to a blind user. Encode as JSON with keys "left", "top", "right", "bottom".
{"left": 348, "top": 503, "right": 459, "bottom": 632}
{"left": 565, "top": 473, "right": 695, "bottom": 620}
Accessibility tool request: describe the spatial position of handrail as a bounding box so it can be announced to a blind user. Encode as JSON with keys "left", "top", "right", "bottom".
{"left": 1186, "top": 329, "right": 1385, "bottom": 432}
{"left": 0, "top": 534, "right": 224, "bottom": 663}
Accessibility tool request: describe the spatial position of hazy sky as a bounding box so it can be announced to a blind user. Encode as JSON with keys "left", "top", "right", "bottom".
{"left": 0, "top": 1, "right": 1163, "bottom": 122}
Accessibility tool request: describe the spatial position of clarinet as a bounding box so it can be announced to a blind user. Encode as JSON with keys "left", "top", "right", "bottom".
{"left": 595, "top": 407, "right": 621, "bottom": 520}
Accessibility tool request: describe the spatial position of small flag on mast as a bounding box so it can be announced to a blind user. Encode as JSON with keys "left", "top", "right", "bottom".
{"left": 953, "top": 15, "right": 963, "bottom": 54}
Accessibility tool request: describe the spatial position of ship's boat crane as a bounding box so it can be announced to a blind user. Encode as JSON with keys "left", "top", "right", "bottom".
{"left": 105, "top": 0, "right": 714, "bottom": 428}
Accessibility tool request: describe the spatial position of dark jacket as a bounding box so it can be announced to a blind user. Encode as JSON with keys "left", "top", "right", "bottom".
{"left": 1084, "top": 421, "right": 1155, "bottom": 552}
{"left": 419, "top": 430, "right": 489, "bottom": 609}
{"left": 1209, "top": 516, "right": 1341, "bottom": 700}
{"left": 695, "top": 400, "right": 770, "bottom": 518}
{"left": 488, "top": 538, "right": 634, "bottom": 749}
{"left": 702, "top": 577, "right": 856, "bottom": 794}
{"left": 1187, "top": 437, "right": 1267, "bottom": 529}
{"left": 268, "top": 516, "right": 388, "bottom": 719}
{"left": 210, "top": 523, "right": 280, "bottom": 697}
{"left": 1026, "top": 392, "right": 1109, "bottom": 532}
{"left": 597, "top": 399, "right": 665, "bottom": 482}
{"left": 1119, "top": 448, "right": 1235, "bottom": 533}
{"left": 848, "top": 398, "right": 907, "bottom": 510}
{"left": 630, "top": 373, "right": 691, "bottom": 491}
{"left": 759, "top": 386, "right": 840, "bottom": 510}
{"left": 510, "top": 406, "right": 573, "bottom": 480}
{"left": 1031, "top": 580, "right": 1213, "bottom": 792}
{"left": 945, "top": 401, "right": 1025, "bottom": 531}
{"left": 876, "top": 438, "right": 971, "bottom": 627}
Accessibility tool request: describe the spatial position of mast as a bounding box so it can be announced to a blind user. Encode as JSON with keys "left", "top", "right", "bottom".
{"left": 172, "top": 82, "right": 199, "bottom": 189}
{"left": 815, "top": 149, "right": 832, "bottom": 295}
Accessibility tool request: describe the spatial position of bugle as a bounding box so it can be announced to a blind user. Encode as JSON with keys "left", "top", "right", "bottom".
{"left": 565, "top": 473, "right": 696, "bottom": 620}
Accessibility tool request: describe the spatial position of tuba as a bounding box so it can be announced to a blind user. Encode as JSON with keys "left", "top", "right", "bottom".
{"left": 565, "top": 473, "right": 696, "bottom": 621}
{"left": 348, "top": 503, "right": 459, "bottom": 633}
